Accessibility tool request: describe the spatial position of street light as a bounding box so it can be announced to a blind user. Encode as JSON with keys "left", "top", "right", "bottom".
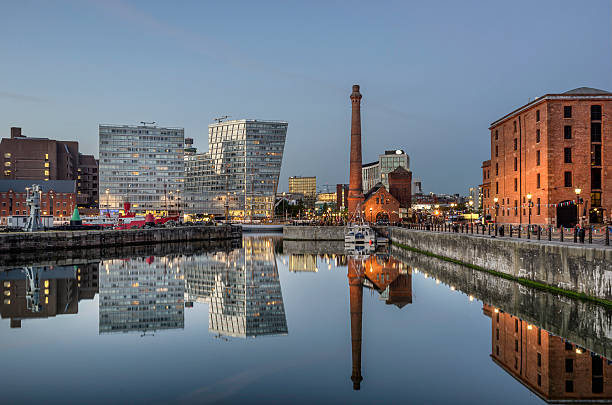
{"left": 493, "top": 197, "right": 499, "bottom": 225}
{"left": 526, "top": 193, "right": 533, "bottom": 228}
{"left": 575, "top": 187, "right": 582, "bottom": 227}
{"left": 105, "top": 188, "right": 110, "bottom": 215}
{"left": 369, "top": 207, "right": 373, "bottom": 223}
{"left": 468, "top": 200, "right": 474, "bottom": 225}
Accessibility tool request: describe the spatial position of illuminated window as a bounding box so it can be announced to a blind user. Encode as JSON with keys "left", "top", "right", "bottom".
{"left": 3, "top": 153, "right": 10, "bottom": 158}
{"left": 3, "top": 299, "right": 9, "bottom": 305}
{"left": 45, "top": 297, "right": 49, "bottom": 304}
{"left": 4, "top": 162, "right": 10, "bottom": 167}
{"left": 45, "top": 154, "right": 49, "bottom": 160}
{"left": 3, "top": 291, "right": 9, "bottom": 296}
{"left": 3, "top": 281, "right": 10, "bottom": 288}
{"left": 44, "top": 280, "right": 49, "bottom": 288}
{"left": 44, "top": 162, "right": 50, "bottom": 168}
{"left": 44, "top": 289, "right": 49, "bottom": 295}
{"left": 44, "top": 170, "right": 50, "bottom": 176}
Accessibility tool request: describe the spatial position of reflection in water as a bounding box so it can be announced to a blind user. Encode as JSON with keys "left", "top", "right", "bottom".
{"left": 183, "top": 236, "right": 288, "bottom": 338}
{"left": 348, "top": 253, "right": 412, "bottom": 390}
{"left": 484, "top": 304, "right": 612, "bottom": 402}
{"left": 99, "top": 256, "right": 185, "bottom": 334}
{"left": 0, "top": 262, "right": 99, "bottom": 328}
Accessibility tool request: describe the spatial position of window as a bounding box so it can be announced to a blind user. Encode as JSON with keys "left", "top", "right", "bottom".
{"left": 537, "top": 174, "right": 541, "bottom": 189}
{"left": 564, "top": 148, "right": 572, "bottom": 163}
{"left": 495, "top": 130, "right": 498, "bottom": 140}
{"left": 496, "top": 346, "right": 499, "bottom": 356}
{"left": 564, "top": 105, "right": 572, "bottom": 118}
{"left": 566, "top": 380, "right": 574, "bottom": 393}
{"left": 536, "top": 110, "right": 540, "bottom": 122}
{"left": 514, "top": 200, "right": 518, "bottom": 215}
{"left": 538, "top": 328, "right": 541, "bottom": 345}
{"left": 495, "top": 163, "right": 499, "bottom": 175}
{"left": 496, "top": 182, "right": 499, "bottom": 194}
{"left": 566, "top": 358, "right": 574, "bottom": 373}
{"left": 515, "top": 319, "right": 519, "bottom": 332}
{"left": 515, "top": 339, "right": 519, "bottom": 352}
{"left": 3, "top": 153, "right": 10, "bottom": 158}
{"left": 536, "top": 129, "right": 540, "bottom": 143}
{"left": 514, "top": 178, "right": 517, "bottom": 192}
{"left": 592, "top": 168, "right": 602, "bottom": 190}
{"left": 537, "top": 198, "right": 541, "bottom": 215}
{"left": 592, "top": 144, "right": 601, "bottom": 166}
{"left": 591, "top": 105, "right": 602, "bottom": 121}
{"left": 564, "top": 171, "right": 572, "bottom": 187}
{"left": 564, "top": 125, "right": 572, "bottom": 139}
{"left": 592, "top": 123, "right": 602, "bottom": 142}
{"left": 565, "top": 342, "right": 573, "bottom": 351}
{"left": 4, "top": 161, "right": 10, "bottom": 167}
{"left": 44, "top": 162, "right": 49, "bottom": 168}
{"left": 537, "top": 353, "right": 542, "bottom": 367}
{"left": 515, "top": 357, "right": 518, "bottom": 369}
{"left": 44, "top": 154, "right": 49, "bottom": 160}
{"left": 592, "top": 192, "right": 601, "bottom": 207}
{"left": 496, "top": 328, "right": 499, "bottom": 340}
{"left": 495, "top": 145, "right": 498, "bottom": 157}
{"left": 514, "top": 157, "right": 518, "bottom": 171}
{"left": 537, "top": 374, "right": 542, "bottom": 387}
{"left": 514, "top": 121, "right": 517, "bottom": 132}
{"left": 513, "top": 138, "right": 517, "bottom": 150}
{"left": 536, "top": 150, "right": 540, "bottom": 166}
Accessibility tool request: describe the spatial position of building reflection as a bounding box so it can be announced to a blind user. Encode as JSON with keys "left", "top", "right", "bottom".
{"left": 183, "top": 236, "right": 288, "bottom": 338}
{"left": 0, "top": 262, "right": 99, "bottom": 329}
{"left": 348, "top": 253, "right": 412, "bottom": 390}
{"left": 99, "top": 256, "right": 184, "bottom": 334}
{"left": 483, "top": 304, "right": 612, "bottom": 402}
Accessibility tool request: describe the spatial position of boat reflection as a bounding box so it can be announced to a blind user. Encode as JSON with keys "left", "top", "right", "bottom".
{"left": 484, "top": 304, "right": 612, "bottom": 402}
{"left": 348, "top": 251, "right": 412, "bottom": 390}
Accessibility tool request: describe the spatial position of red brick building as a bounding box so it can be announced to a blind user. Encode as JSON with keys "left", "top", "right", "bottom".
{"left": 361, "top": 183, "right": 400, "bottom": 223}
{"left": 484, "top": 304, "right": 612, "bottom": 401}
{"left": 0, "top": 180, "right": 76, "bottom": 224}
{"left": 388, "top": 166, "right": 412, "bottom": 209}
{"left": 1, "top": 127, "right": 98, "bottom": 213}
{"left": 483, "top": 88, "right": 612, "bottom": 226}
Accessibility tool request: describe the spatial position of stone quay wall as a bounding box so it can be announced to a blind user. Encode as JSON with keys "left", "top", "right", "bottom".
{"left": 390, "top": 245, "right": 612, "bottom": 359}
{"left": 389, "top": 227, "right": 612, "bottom": 301}
{"left": 283, "top": 226, "right": 344, "bottom": 241}
{"left": 0, "top": 225, "right": 241, "bottom": 255}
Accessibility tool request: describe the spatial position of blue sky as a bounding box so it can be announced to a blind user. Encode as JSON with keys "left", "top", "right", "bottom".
{"left": 1, "top": 0, "right": 610, "bottom": 193}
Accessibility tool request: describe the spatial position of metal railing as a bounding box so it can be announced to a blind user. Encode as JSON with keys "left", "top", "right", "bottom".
{"left": 400, "top": 223, "right": 612, "bottom": 246}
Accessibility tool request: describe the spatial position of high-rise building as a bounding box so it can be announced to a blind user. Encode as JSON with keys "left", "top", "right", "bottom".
{"left": 99, "top": 256, "right": 184, "bottom": 334}
{"left": 289, "top": 176, "right": 316, "bottom": 207}
{"left": 483, "top": 87, "right": 612, "bottom": 226}
{"left": 361, "top": 150, "right": 410, "bottom": 193}
{"left": 99, "top": 124, "right": 184, "bottom": 215}
{"left": 0, "top": 127, "right": 99, "bottom": 213}
{"left": 184, "top": 119, "right": 287, "bottom": 219}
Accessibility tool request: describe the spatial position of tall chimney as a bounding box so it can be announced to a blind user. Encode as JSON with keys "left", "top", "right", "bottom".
{"left": 10, "top": 127, "right": 22, "bottom": 138}
{"left": 348, "top": 85, "right": 364, "bottom": 216}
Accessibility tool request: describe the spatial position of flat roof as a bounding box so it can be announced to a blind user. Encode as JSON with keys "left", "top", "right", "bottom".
{"left": 0, "top": 180, "right": 76, "bottom": 193}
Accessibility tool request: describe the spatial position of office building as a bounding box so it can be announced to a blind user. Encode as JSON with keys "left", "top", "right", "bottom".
{"left": 99, "top": 123, "right": 184, "bottom": 215}
{"left": 184, "top": 119, "right": 287, "bottom": 219}
{"left": 289, "top": 176, "right": 316, "bottom": 206}
{"left": 483, "top": 87, "right": 612, "bottom": 226}
{"left": 361, "top": 150, "right": 410, "bottom": 193}
{"left": 1, "top": 127, "right": 98, "bottom": 213}
{"left": 99, "top": 256, "right": 184, "bottom": 334}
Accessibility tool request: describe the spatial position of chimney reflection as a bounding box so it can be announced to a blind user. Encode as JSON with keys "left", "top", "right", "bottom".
{"left": 348, "top": 253, "right": 412, "bottom": 390}
{"left": 484, "top": 304, "right": 612, "bottom": 401}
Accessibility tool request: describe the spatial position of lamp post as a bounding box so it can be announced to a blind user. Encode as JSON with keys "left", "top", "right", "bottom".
{"left": 575, "top": 187, "right": 582, "bottom": 227}
{"left": 369, "top": 207, "right": 373, "bottom": 223}
{"left": 493, "top": 197, "right": 499, "bottom": 225}
{"left": 526, "top": 193, "right": 533, "bottom": 229}
{"left": 468, "top": 200, "right": 474, "bottom": 226}
{"left": 105, "top": 188, "right": 110, "bottom": 215}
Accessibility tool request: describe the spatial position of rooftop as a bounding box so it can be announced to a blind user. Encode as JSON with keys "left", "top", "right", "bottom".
{"left": 0, "top": 180, "right": 76, "bottom": 193}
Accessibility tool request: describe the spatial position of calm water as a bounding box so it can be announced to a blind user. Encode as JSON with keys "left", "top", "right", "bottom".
{"left": 1, "top": 234, "right": 611, "bottom": 404}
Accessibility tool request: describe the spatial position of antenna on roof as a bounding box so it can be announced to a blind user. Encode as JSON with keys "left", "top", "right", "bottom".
{"left": 214, "top": 115, "right": 230, "bottom": 123}
{"left": 140, "top": 121, "right": 156, "bottom": 126}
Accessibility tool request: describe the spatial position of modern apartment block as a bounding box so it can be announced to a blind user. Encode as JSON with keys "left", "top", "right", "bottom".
{"left": 482, "top": 87, "right": 612, "bottom": 226}
{"left": 361, "top": 149, "right": 410, "bottom": 193}
{"left": 288, "top": 176, "right": 316, "bottom": 207}
{"left": 184, "top": 119, "right": 287, "bottom": 219}
{"left": 0, "top": 127, "right": 99, "bottom": 213}
{"left": 99, "top": 124, "right": 184, "bottom": 215}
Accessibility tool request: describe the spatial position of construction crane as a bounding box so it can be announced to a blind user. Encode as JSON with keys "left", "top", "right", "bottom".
{"left": 214, "top": 115, "right": 230, "bottom": 123}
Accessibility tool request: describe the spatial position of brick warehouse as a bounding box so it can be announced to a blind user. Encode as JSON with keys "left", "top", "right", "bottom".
{"left": 482, "top": 87, "right": 612, "bottom": 227}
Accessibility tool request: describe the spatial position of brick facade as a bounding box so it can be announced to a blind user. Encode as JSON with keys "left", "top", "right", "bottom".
{"left": 483, "top": 88, "right": 612, "bottom": 226}
{"left": 361, "top": 184, "right": 400, "bottom": 223}
{"left": 388, "top": 166, "right": 412, "bottom": 209}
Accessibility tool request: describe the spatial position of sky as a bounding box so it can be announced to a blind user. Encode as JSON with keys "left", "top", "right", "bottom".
{"left": 0, "top": 0, "right": 610, "bottom": 194}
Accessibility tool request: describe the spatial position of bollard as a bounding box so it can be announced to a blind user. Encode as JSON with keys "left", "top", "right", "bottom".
{"left": 560, "top": 228, "right": 564, "bottom": 242}
{"left": 527, "top": 225, "right": 531, "bottom": 239}
{"left": 548, "top": 226, "right": 552, "bottom": 241}
{"left": 574, "top": 227, "right": 577, "bottom": 243}
{"left": 510, "top": 226, "right": 513, "bottom": 238}
{"left": 518, "top": 226, "right": 521, "bottom": 238}
{"left": 537, "top": 225, "right": 541, "bottom": 240}
{"left": 499, "top": 224, "right": 504, "bottom": 237}
{"left": 606, "top": 227, "right": 610, "bottom": 246}
{"left": 488, "top": 224, "right": 491, "bottom": 236}
{"left": 588, "top": 226, "right": 592, "bottom": 244}
{"left": 471, "top": 223, "right": 473, "bottom": 234}
{"left": 495, "top": 224, "right": 498, "bottom": 237}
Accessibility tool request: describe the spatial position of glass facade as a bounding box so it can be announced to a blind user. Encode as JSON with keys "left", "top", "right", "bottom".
{"left": 99, "top": 124, "right": 184, "bottom": 214}
{"left": 184, "top": 120, "right": 287, "bottom": 219}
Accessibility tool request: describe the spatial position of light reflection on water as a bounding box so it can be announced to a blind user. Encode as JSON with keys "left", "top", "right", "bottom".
{"left": 0, "top": 234, "right": 611, "bottom": 404}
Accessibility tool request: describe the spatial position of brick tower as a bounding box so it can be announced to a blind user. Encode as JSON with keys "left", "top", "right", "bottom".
{"left": 348, "top": 84, "right": 364, "bottom": 217}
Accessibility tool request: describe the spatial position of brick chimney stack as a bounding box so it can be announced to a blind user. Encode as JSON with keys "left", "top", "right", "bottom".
{"left": 348, "top": 85, "right": 364, "bottom": 216}
{"left": 10, "top": 127, "right": 23, "bottom": 138}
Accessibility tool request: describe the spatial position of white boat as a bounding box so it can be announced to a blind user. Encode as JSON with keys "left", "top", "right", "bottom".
{"left": 345, "top": 223, "right": 376, "bottom": 244}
